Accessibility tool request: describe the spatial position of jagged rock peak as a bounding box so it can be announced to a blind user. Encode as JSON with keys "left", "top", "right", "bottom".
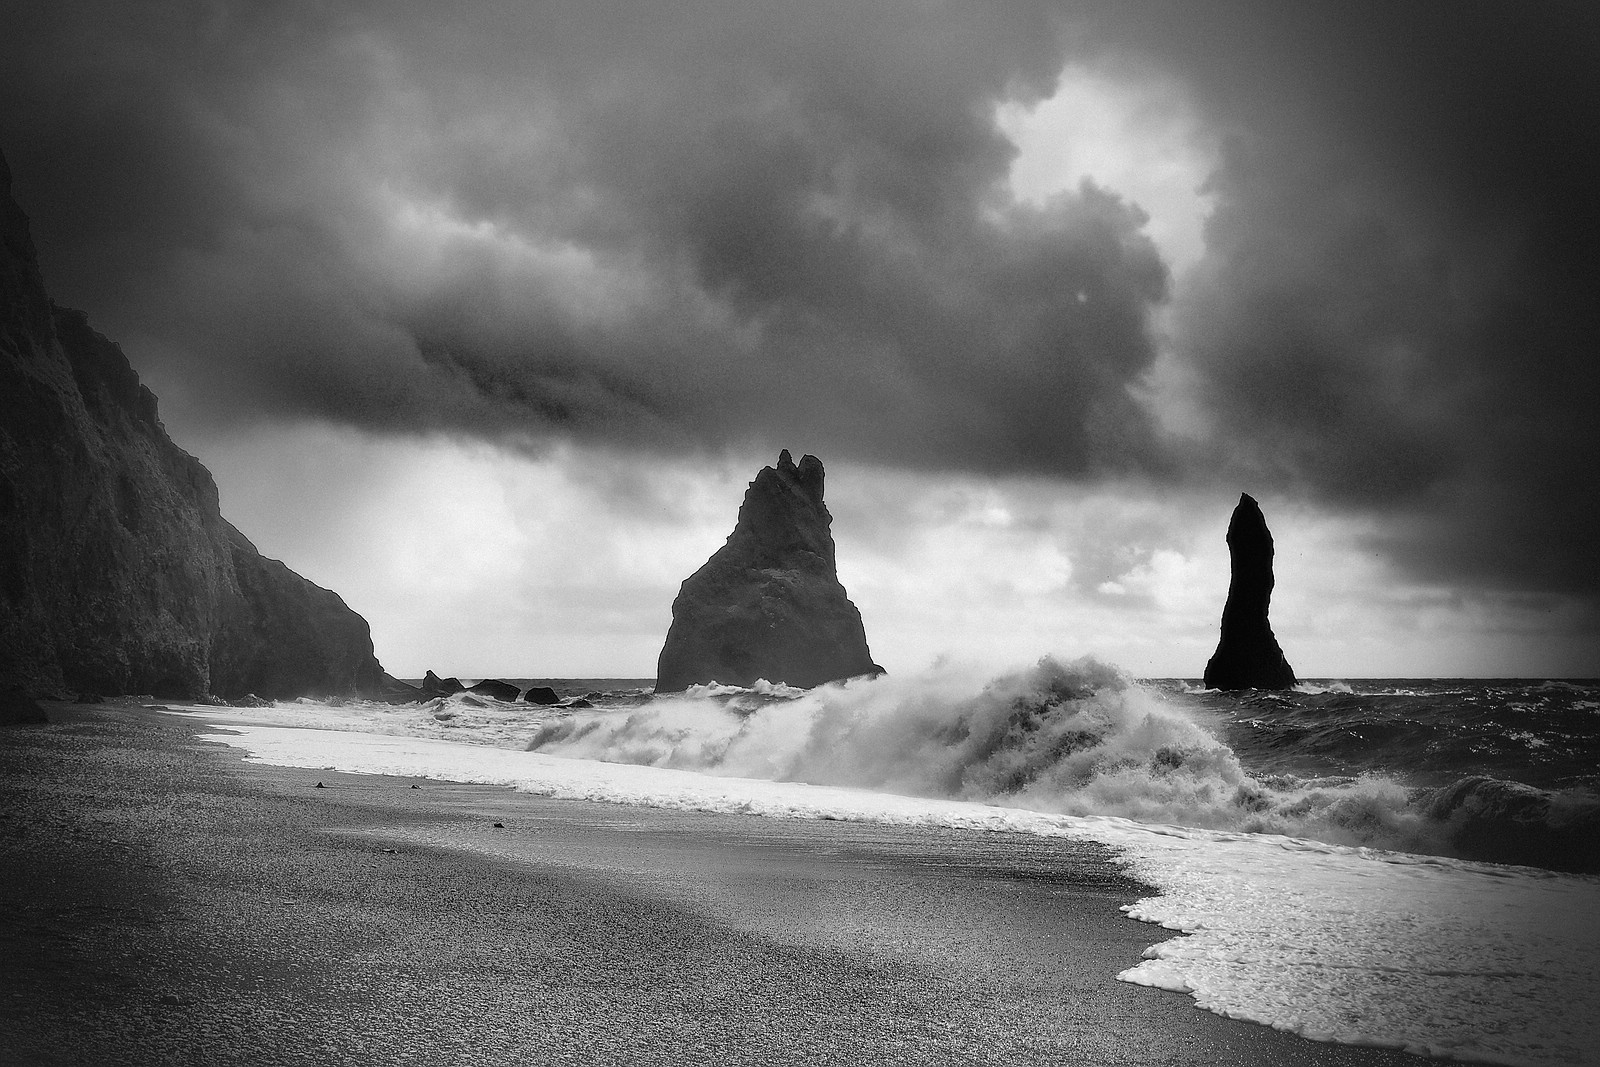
{"left": 654, "top": 451, "right": 881, "bottom": 693}
{"left": 732, "top": 450, "right": 831, "bottom": 567}
{"left": 1203, "top": 493, "right": 1297, "bottom": 691}
{"left": 773, "top": 448, "right": 823, "bottom": 498}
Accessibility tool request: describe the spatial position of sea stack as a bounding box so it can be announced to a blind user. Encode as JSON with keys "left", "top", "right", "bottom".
{"left": 655, "top": 451, "right": 882, "bottom": 693}
{"left": 1203, "top": 494, "right": 1296, "bottom": 691}
{"left": 0, "top": 146, "right": 390, "bottom": 700}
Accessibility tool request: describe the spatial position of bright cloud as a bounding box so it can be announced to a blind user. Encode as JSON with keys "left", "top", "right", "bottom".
{"left": 199, "top": 430, "right": 1599, "bottom": 679}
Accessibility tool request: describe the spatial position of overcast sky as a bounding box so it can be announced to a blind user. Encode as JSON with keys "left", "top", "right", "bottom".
{"left": 5, "top": 0, "right": 1597, "bottom": 678}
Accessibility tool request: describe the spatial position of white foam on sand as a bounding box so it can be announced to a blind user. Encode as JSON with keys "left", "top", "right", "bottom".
{"left": 1095, "top": 824, "right": 1600, "bottom": 1066}
{"left": 175, "top": 708, "right": 1600, "bottom": 1067}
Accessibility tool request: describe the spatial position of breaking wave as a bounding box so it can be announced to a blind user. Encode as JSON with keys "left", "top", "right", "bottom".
{"left": 526, "top": 656, "right": 1600, "bottom": 872}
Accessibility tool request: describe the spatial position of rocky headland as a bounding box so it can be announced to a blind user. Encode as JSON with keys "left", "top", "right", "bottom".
{"left": 1203, "top": 493, "right": 1297, "bottom": 691}
{"left": 655, "top": 451, "right": 882, "bottom": 692}
{"left": 0, "top": 148, "right": 391, "bottom": 701}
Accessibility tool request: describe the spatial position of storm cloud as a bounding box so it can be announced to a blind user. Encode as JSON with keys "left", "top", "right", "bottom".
{"left": 3, "top": 0, "right": 1598, "bottom": 602}
{"left": 1082, "top": 1, "right": 1600, "bottom": 594}
{"left": 1, "top": 0, "right": 1169, "bottom": 474}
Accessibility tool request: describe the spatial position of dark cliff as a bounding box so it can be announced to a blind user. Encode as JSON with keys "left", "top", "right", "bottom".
{"left": 0, "top": 148, "right": 387, "bottom": 699}
{"left": 1203, "top": 493, "right": 1297, "bottom": 691}
{"left": 655, "top": 451, "right": 881, "bottom": 693}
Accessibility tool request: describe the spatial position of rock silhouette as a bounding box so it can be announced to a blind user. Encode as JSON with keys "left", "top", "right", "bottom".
{"left": 655, "top": 451, "right": 881, "bottom": 693}
{"left": 0, "top": 147, "right": 389, "bottom": 700}
{"left": 522, "top": 686, "right": 560, "bottom": 705}
{"left": 1203, "top": 494, "right": 1297, "bottom": 691}
{"left": 467, "top": 678, "right": 521, "bottom": 701}
{"left": 418, "top": 672, "right": 465, "bottom": 698}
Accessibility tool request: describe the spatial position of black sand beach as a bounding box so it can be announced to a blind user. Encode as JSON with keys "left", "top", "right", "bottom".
{"left": 2, "top": 705, "right": 1422, "bottom": 1066}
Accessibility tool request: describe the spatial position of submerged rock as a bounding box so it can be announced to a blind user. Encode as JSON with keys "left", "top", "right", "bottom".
{"left": 0, "top": 147, "right": 387, "bottom": 700}
{"left": 1203, "top": 494, "right": 1296, "bottom": 691}
{"left": 467, "top": 678, "right": 521, "bottom": 701}
{"left": 655, "top": 450, "right": 882, "bottom": 693}
{"left": 522, "top": 685, "right": 560, "bottom": 705}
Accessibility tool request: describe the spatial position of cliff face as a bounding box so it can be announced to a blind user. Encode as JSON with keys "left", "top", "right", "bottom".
{"left": 1203, "top": 493, "right": 1297, "bottom": 691}
{"left": 0, "top": 149, "right": 386, "bottom": 699}
{"left": 655, "top": 451, "right": 881, "bottom": 692}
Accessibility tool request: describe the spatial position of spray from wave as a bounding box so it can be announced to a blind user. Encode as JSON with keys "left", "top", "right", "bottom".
{"left": 527, "top": 656, "right": 1600, "bottom": 872}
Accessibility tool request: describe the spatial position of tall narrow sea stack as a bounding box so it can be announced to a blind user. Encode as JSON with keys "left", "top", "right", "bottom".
{"left": 1203, "top": 493, "right": 1297, "bottom": 691}
{"left": 0, "top": 147, "right": 389, "bottom": 700}
{"left": 655, "top": 451, "right": 882, "bottom": 693}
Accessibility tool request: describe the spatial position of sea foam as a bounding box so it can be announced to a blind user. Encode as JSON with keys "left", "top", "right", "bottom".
{"left": 520, "top": 658, "right": 1596, "bottom": 868}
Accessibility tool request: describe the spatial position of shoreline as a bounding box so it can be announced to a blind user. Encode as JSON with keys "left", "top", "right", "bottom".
{"left": 2, "top": 704, "right": 1422, "bottom": 1066}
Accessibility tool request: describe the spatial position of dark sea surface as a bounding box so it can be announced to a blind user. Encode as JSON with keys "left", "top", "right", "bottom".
{"left": 1177, "top": 678, "right": 1600, "bottom": 791}
{"left": 1173, "top": 678, "right": 1600, "bottom": 873}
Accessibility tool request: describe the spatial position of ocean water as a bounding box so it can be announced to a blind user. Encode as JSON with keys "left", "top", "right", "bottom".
{"left": 166, "top": 659, "right": 1600, "bottom": 1066}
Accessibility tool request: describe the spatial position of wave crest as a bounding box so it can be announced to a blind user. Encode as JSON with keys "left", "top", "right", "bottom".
{"left": 525, "top": 656, "right": 1598, "bottom": 871}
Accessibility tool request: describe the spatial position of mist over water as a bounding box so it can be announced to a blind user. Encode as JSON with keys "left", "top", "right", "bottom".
{"left": 525, "top": 658, "right": 1600, "bottom": 872}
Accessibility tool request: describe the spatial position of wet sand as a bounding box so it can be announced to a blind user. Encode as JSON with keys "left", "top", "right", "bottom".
{"left": 1, "top": 704, "right": 1422, "bottom": 1066}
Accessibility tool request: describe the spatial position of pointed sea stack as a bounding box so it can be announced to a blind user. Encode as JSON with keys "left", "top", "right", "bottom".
{"left": 1203, "top": 494, "right": 1296, "bottom": 691}
{"left": 655, "top": 451, "right": 882, "bottom": 693}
